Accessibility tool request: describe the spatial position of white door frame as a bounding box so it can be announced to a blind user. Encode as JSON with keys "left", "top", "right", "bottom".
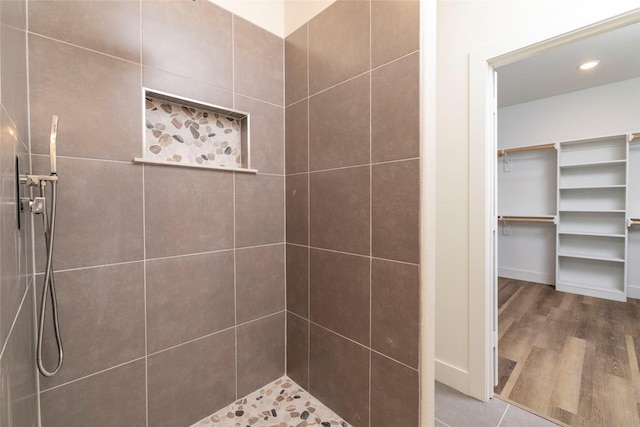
{"left": 468, "top": 8, "right": 640, "bottom": 401}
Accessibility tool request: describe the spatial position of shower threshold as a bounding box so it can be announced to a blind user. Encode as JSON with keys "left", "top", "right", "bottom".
{"left": 191, "top": 376, "right": 350, "bottom": 427}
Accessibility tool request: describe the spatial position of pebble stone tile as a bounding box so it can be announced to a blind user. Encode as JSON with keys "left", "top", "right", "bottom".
{"left": 191, "top": 377, "right": 349, "bottom": 427}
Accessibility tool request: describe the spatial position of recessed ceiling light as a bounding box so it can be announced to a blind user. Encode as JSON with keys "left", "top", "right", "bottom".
{"left": 579, "top": 60, "right": 600, "bottom": 70}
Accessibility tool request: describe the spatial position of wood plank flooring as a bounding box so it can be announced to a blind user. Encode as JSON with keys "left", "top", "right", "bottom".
{"left": 496, "top": 278, "right": 640, "bottom": 426}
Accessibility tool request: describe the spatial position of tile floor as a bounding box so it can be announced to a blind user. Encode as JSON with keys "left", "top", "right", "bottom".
{"left": 192, "top": 376, "right": 349, "bottom": 427}
{"left": 435, "top": 382, "right": 560, "bottom": 427}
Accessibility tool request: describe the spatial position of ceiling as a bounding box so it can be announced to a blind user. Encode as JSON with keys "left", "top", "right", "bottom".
{"left": 496, "top": 22, "right": 640, "bottom": 107}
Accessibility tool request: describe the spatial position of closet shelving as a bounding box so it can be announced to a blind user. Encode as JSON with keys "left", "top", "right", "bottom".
{"left": 555, "top": 135, "right": 628, "bottom": 301}
{"left": 499, "top": 133, "right": 639, "bottom": 302}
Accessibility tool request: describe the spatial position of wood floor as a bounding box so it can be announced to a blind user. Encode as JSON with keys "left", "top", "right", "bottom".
{"left": 496, "top": 278, "right": 640, "bottom": 427}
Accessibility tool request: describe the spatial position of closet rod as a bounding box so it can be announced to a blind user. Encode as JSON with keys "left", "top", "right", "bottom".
{"left": 498, "top": 216, "right": 555, "bottom": 223}
{"left": 497, "top": 143, "right": 555, "bottom": 157}
{"left": 631, "top": 219, "right": 640, "bottom": 226}
{"left": 631, "top": 133, "right": 640, "bottom": 142}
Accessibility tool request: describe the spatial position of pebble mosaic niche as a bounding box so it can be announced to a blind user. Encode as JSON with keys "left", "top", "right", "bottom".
{"left": 136, "top": 89, "right": 253, "bottom": 172}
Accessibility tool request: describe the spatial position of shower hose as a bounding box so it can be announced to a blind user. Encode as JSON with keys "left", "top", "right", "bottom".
{"left": 36, "top": 179, "right": 63, "bottom": 377}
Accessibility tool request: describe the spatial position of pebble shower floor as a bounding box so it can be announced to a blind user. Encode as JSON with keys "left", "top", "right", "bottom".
{"left": 191, "top": 377, "right": 350, "bottom": 427}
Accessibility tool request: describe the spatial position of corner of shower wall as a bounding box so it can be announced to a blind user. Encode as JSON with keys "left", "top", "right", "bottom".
{"left": 0, "top": 0, "right": 40, "bottom": 425}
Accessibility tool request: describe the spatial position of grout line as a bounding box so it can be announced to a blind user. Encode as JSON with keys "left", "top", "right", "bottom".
{"left": 141, "top": 165, "right": 149, "bottom": 427}
{"left": 0, "top": 280, "right": 32, "bottom": 362}
{"left": 368, "top": 1, "right": 373, "bottom": 423}
{"left": 434, "top": 417, "right": 452, "bottom": 427}
{"left": 234, "top": 91, "right": 284, "bottom": 109}
{"left": 282, "top": 30, "right": 288, "bottom": 377}
{"left": 285, "top": 156, "right": 420, "bottom": 177}
{"left": 288, "top": 243, "right": 420, "bottom": 267}
{"left": 497, "top": 404, "right": 510, "bottom": 426}
{"left": 306, "top": 21, "right": 311, "bottom": 391}
{"left": 39, "top": 356, "right": 147, "bottom": 394}
{"left": 370, "top": 48, "right": 421, "bottom": 73}
{"left": 233, "top": 171, "right": 239, "bottom": 400}
{"left": 370, "top": 348, "right": 419, "bottom": 373}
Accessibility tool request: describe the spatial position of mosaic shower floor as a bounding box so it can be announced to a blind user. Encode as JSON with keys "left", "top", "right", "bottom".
{"left": 191, "top": 377, "right": 350, "bottom": 427}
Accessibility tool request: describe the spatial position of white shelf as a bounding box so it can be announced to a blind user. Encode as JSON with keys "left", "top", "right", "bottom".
{"left": 559, "top": 159, "right": 626, "bottom": 168}
{"left": 558, "top": 231, "right": 625, "bottom": 238}
{"left": 559, "top": 185, "right": 626, "bottom": 190}
{"left": 559, "top": 209, "right": 625, "bottom": 213}
{"left": 558, "top": 253, "right": 625, "bottom": 263}
{"left": 556, "top": 281, "right": 626, "bottom": 302}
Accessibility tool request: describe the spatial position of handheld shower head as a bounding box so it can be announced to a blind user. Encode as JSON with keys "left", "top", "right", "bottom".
{"left": 50, "top": 115, "right": 58, "bottom": 175}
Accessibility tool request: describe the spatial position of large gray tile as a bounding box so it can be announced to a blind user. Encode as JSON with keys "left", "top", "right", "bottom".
{"left": 500, "top": 404, "right": 560, "bottom": 426}
{"left": 237, "top": 312, "right": 285, "bottom": 397}
{"left": 285, "top": 24, "right": 308, "bottom": 106}
{"left": 310, "top": 166, "right": 370, "bottom": 255}
{"left": 310, "top": 249, "right": 370, "bottom": 345}
{"left": 40, "top": 359, "right": 146, "bottom": 427}
{"left": 371, "top": 52, "right": 420, "bottom": 162}
{"left": 308, "top": 0, "right": 370, "bottom": 94}
{"left": 309, "top": 73, "right": 370, "bottom": 171}
{"left": 29, "top": 34, "right": 142, "bottom": 161}
{"left": 146, "top": 251, "right": 235, "bottom": 353}
{"left": 286, "top": 244, "right": 308, "bottom": 317}
{"left": 29, "top": 0, "right": 141, "bottom": 62}
{"left": 309, "top": 324, "right": 369, "bottom": 426}
{"left": 235, "top": 94, "right": 284, "bottom": 175}
{"left": 142, "top": 0, "right": 232, "bottom": 90}
{"left": 371, "top": 259, "right": 420, "bottom": 368}
{"left": 1, "top": 0, "right": 25, "bottom": 29}
{"left": 372, "top": 159, "right": 419, "bottom": 263}
{"left": 143, "top": 67, "right": 234, "bottom": 108}
{"left": 144, "top": 165, "right": 234, "bottom": 258}
{"left": 1, "top": 24, "right": 28, "bottom": 143}
{"left": 435, "top": 381, "right": 508, "bottom": 427}
{"left": 236, "top": 244, "right": 285, "bottom": 324}
{"left": 148, "top": 330, "right": 236, "bottom": 427}
{"left": 285, "top": 100, "right": 308, "bottom": 174}
{"left": 286, "top": 312, "right": 309, "bottom": 389}
{"left": 32, "top": 156, "right": 144, "bottom": 271}
{"left": 234, "top": 16, "right": 283, "bottom": 106}
{"left": 371, "top": 0, "right": 420, "bottom": 68}
{"left": 371, "top": 352, "right": 419, "bottom": 427}
{"left": 286, "top": 173, "right": 308, "bottom": 245}
{"left": 235, "top": 173, "right": 285, "bottom": 248}
{"left": 0, "top": 286, "right": 38, "bottom": 427}
{"left": 39, "top": 263, "right": 145, "bottom": 389}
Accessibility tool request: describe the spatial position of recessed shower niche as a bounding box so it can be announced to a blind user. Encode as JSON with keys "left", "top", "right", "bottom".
{"left": 135, "top": 89, "right": 254, "bottom": 172}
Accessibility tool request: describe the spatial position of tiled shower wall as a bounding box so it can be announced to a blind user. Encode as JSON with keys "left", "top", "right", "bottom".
{"left": 28, "top": 2, "right": 285, "bottom": 426}
{"left": 0, "top": 0, "right": 38, "bottom": 425}
{"left": 284, "top": 1, "right": 421, "bottom": 426}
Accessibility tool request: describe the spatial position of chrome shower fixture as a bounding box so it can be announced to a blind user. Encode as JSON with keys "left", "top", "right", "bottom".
{"left": 19, "top": 115, "right": 63, "bottom": 377}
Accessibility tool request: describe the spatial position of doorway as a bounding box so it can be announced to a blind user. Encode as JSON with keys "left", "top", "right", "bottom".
{"left": 486, "top": 13, "right": 640, "bottom": 426}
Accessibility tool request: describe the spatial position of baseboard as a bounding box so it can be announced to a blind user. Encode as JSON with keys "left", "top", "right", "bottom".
{"left": 498, "top": 267, "right": 553, "bottom": 285}
{"left": 627, "top": 286, "right": 640, "bottom": 300}
{"left": 435, "top": 359, "right": 469, "bottom": 395}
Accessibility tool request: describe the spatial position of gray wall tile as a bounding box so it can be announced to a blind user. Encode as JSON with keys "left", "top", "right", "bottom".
{"left": 371, "top": 0, "right": 419, "bottom": 67}
{"left": 371, "top": 259, "right": 420, "bottom": 368}
{"left": 370, "top": 352, "right": 419, "bottom": 427}
{"left": 28, "top": 0, "right": 141, "bottom": 62}
{"left": 309, "top": 74, "right": 370, "bottom": 171}
{"left": 144, "top": 165, "right": 234, "bottom": 259}
{"left": 1, "top": 25, "right": 28, "bottom": 142}
{"left": 308, "top": 0, "right": 370, "bottom": 94}
{"left": 234, "top": 16, "right": 283, "bottom": 106}
{"left": 235, "top": 173, "right": 285, "bottom": 248}
{"left": 372, "top": 159, "right": 419, "bottom": 263}
{"left": 143, "top": 67, "right": 234, "bottom": 108}
{"left": 310, "top": 166, "right": 370, "bottom": 255}
{"left": 310, "top": 249, "right": 370, "bottom": 345}
{"left": 285, "top": 100, "right": 308, "bottom": 174}
{"left": 40, "top": 360, "right": 147, "bottom": 427}
{"left": 286, "top": 173, "right": 309, "bottom": 245}
{"left": 29, "top": 34, "right": 142, "bottom": 161}
{"left": 148, "top": 330, "right": 236, "bottom": 427}
{"left": 285, "top": 24, "right": 308, "bottom": 106}
{"left": 286, "top": 244, "right": 309, "bottom": 318}
{"left": 237, "top": 312, "right": 285, "bottom": 397}
{"left": 142, "top": 0, "right": 232, "bottom": 90}
{"left": 146, "top": 251, "right": 235, "bottom": 353}
{"left": 236, "top": 245, "right": 285, "bottom": 324}
{"left": 286, "top": 312, "right": 309, "bottom": 388}
{"left": 309, "top": 324, "right": 369, "bottom": 426}
{"left": 39, "top": 263, "right": 145, "bottom": 389}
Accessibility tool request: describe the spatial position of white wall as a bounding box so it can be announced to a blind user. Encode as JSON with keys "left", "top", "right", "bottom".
{"left": 436, "top": 0, "right": 640, "bottom": 399}
{"left": 496, "top": 78, "right": 640, "bottom": 286}
{"left": 208, "top": 0, "right": 336, "bottom": 37}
